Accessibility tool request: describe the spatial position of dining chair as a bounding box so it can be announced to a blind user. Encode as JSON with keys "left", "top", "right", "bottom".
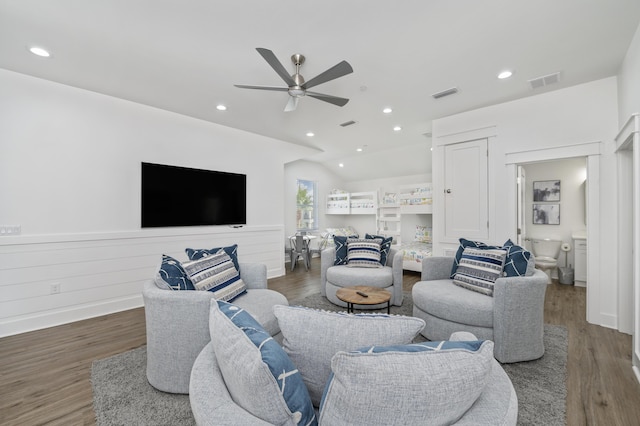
{"left": 289, "top": 234, "right": 310, "bottom": 271}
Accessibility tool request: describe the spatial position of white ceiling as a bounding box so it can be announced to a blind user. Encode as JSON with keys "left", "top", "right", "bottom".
{"left": 1, "top": 0, "right": 639, "bottom": 181}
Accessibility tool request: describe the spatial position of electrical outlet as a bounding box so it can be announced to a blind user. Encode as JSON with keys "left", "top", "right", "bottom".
{"left": 50, "top": 283, "right": 61, "bottom": 294}
{"left": 0, "top": 225, "right": 21, "bottom": 235}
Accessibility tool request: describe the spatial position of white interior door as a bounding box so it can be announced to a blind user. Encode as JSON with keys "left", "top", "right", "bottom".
{"left": 444, "top": 139, "right": 488, "bottom": 240}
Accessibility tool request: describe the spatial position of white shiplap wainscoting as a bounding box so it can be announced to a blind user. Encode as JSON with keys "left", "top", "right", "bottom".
{"left": 0, "top": 225, "right": 285, "bottom": 337}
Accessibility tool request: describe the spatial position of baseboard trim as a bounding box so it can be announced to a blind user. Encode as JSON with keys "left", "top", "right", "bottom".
{"left": 599, "top": 313, "right": 618, "bottom": 330}
{"left": 633, "top": 365, "right": 640, "bottom": 385}
{"left": 0, "top": 295, "right": 143, "bottom": 338}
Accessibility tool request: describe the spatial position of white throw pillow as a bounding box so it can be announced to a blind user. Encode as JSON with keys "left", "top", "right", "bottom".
{"left": 319, "top": 340, "right": 494, "bottom": 426}
{"left": 273, "top": 305, "right": 425, "bottom": 406}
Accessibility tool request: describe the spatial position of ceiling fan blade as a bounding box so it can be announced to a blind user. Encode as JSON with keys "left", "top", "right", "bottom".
{"left": 302, "top": 60, "right": 353, "bottom": 90}
{"left": 234, "top": 84, "right": 289, "bottom": 92}
{"left": 256, "top": 48, "right": 296, "bottom": 87}
{"left": 284, "top": 96, "right": 298, "bottom": 112}
{"left": 306, "top": 91, "right": 350, "bottom": 107}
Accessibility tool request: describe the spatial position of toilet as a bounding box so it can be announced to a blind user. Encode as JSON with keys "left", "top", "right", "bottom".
{"left": 531, "top": 239, "right": 562, "bottom": 283}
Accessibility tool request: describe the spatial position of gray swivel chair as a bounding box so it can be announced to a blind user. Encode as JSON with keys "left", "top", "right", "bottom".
{"left": 320, "top": 246, "right": 404, "bottom": 308}
{"left": 143, "top": 262, "right": 288, "bottom": 394}
{"left": 412, "top": 256, "right": 548, "bottom": 363}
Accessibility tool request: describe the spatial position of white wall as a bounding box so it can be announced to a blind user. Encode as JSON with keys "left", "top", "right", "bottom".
{"left": 618, "top": 21, "right": 640, "bottom": 123}
{"left": 522, "top": 158, "right": 587, "bottom": 274}
{"left": 0, "top": 69, "right": 316, "bottom": 336}
{"left": 432, "top": 77, "right": 619, "bottom": 329}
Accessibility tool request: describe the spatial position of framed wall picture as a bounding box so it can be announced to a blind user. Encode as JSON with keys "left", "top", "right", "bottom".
{"left": 533, "top": 204, "right": 560, "bottom": 225}
{"left": 533, "top": 180, "right": 560, "bottom": 201}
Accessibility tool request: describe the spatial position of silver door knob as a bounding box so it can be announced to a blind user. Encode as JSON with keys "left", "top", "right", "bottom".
{"left": 445, "top": 189, "right": 452, "bottom": 194}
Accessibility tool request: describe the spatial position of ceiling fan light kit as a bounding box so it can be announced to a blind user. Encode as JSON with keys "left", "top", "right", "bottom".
{"left": 234, "top": 48, "right": 353, "bottom": 112}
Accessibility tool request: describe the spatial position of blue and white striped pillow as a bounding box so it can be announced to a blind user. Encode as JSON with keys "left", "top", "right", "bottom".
{"left": 185, "top": 244, "right": 240, "bottom": 271}
{"left": 182, "top": 249, "right": 247, "bottom": 302}
{"left": 346, "top": 238, "right": 383, "bottom": 268}
{"left": 365, "top": 233, "right": 393, "bottom": 266}
{"left": 453, "top": 247, "right": 507, "bottom": 296}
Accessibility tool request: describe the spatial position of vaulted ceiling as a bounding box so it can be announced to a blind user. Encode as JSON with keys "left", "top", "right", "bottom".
{"left": 1, "top": 0, "right": 639, "bottom": 180}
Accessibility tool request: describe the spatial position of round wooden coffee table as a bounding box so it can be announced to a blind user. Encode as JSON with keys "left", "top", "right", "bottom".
{"left": 335, "top": 286, "right": 392, "bottom": 314}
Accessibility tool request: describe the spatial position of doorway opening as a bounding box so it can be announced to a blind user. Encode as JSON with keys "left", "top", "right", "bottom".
{"left": 505, "top": 142, "right": 601, "bottom": 325}
{"left": 516, "top": 158, "right": 587, "bottom": 284}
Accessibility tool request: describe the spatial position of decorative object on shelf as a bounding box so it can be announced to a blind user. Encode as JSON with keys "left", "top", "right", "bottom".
{"left": 533, "top": 180, "right": 560, "bottom": 202}
{"left": 533, "top": 204, "right": 560, "bottom": 225}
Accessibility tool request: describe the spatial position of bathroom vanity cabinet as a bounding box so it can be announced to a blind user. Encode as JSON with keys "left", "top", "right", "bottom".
{"left": 573, "top": 236, "right": 587, "bottom": 287}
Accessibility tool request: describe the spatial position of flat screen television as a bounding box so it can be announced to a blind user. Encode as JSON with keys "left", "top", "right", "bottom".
{"left": 141, "top": 162, "right": 246, "bottom": 228}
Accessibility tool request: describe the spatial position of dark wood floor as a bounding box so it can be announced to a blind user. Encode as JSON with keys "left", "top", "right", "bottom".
{"left": 1, "top": 258, "right": 639, "bottom": 425}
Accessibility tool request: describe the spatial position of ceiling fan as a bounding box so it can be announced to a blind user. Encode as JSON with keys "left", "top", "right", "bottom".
{"left": 234, "top": 48, "right": 353, "bottom": 112}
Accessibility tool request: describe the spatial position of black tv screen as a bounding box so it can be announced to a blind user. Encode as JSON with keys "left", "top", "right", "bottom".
{"left": 141, "top": 162, "right": 246, "bottom": 228}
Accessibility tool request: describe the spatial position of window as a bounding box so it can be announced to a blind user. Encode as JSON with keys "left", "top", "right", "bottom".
{"left": 296, "top": 179, "right": 318, "bottom": 231}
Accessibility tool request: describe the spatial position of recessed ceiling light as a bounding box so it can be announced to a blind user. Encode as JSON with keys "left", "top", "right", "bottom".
{"left": 216, "top": 104, "right": 227, "bottom": 111}
{"left": 356, "top": 147, "right": 363, "bottom": 152}
{"left": 306, "top": 132, "right": 315, "bottom": 137}
{"left": 498, "top": 70, "right": 513, "bottom": 79}
{"left": 393, "top": 126, "right": 402, "bottom": 131}
{"left": 29, "top": 46, "right": 50, "bottom": 57}
{"left": 383, "top": 107, "right": 392, "bottom": 114}
{"left": 338, "top": 163, "right": 344, "bottom": 168}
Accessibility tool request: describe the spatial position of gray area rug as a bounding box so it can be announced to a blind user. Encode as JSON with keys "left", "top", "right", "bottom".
{"left": 91, "top": 347, "right": 196, "bottom": 426}
{"left": 92, "top": 291, "right": 567, "bottom": 425}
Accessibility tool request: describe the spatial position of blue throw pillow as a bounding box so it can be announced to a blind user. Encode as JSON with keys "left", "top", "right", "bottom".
{"left": 450, "top": 238, "right": 500, "bottom": 278}
{"left": 185, "top": 244, "right": 240, "bottom": 271}
{"left": 155, "top": 255, "right": 195, "bottom": 290}
{"left": 365, "top": 233, "right": 393, "bottom": 266}
{"left": 502, "top": 239, "right": 532, "bottom": 277}
{"left": 333, "top": 235, "right": 358, "bottom": 265}
{"left": 352, "top": 339, "right": 485, "bottom": 354}
{"left": 212, "top": 301, "right": 317, "bottom": 426}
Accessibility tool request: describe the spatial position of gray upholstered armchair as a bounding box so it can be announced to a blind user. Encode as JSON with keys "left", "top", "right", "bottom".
{"left": 412, "top": 256, "right": 548, "bottom": 363}
{"left": 143, "top": 262, "right": 287, "bottom": 394}
{"left": 320, "top": 246, "right": 404, "bottom": 308}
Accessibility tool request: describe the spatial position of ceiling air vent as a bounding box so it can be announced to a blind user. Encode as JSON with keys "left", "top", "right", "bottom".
{"left": 340, "top": 120, "right": 357, "bottom": 127}
{"left": 528, "top": 72, "right": 561, "bottom": 90}
{"left": 432, "top": 87, "right": 459, "bottom": 99}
